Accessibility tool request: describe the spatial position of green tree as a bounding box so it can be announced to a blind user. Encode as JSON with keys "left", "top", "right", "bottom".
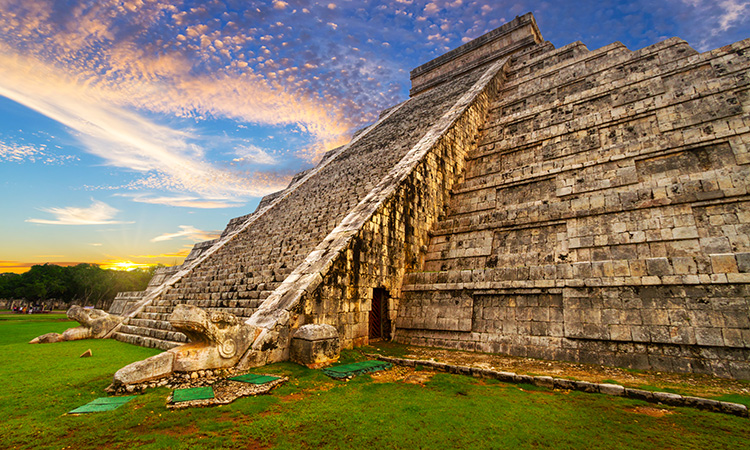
{"left": 0, "top": 263, "right": 158, "bottom": 305}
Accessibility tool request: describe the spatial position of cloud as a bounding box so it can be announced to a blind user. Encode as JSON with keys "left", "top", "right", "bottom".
{"left": 232, "top": 145, "right": 277, "bottom": 165}
{"left": 717, "top": 0, "right": 750, "bottom": 31}
{"left": 26, "top": 199, "right": 132, "bottom": 225}
{"left": 0, "top": 50, "right": 298, "bottom": 202}
{"left": 119, "top": 193, "right": 246, "bottom": 209}
{"left": 424, "top": 2, "right": 440, "bottom": 15}
{"left": 0, "top": 0, "right": 364, "bottom": 198}
{"left": 129, "top": 247, "right": 194, "bottom": 259}
{"left": 0, "top": 138, "right": 78, "bottom": 164}
{"left": 677, "top": 0, "right": 750, "bottom": 50}
{"left": 3, "top": 0, "right": 744, "bottom": 184}
{"left": 150, "top": 225, "right": 221, "bottom": 242}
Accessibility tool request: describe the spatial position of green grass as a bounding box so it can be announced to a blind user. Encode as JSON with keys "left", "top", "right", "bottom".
{"left": 1, "top": 316, "right": 749, "bottom": 449}
{"left": 710, "top": 394, "right": 750, "bottom": 408}
{"left": 637, "top": 384, "right": 682, "bottom": 394}
{"left": 0, "top": 313, "right": 69, "bottom": 321}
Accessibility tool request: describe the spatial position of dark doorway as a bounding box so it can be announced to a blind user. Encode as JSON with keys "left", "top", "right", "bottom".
{"left": 369, "top": 288, "right": 390, "bottom": 341}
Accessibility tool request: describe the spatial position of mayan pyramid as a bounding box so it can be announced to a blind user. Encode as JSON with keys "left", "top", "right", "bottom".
{"left": 107, "top": 13, "right": 750, "bottom": 379}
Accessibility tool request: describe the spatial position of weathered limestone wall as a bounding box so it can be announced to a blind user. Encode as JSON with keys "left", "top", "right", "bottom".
{"left": 296, "top": 59, "right": 511, "bottom": 350}
{"left": 396, "top": 35, "right": 750, "bottom": 378}
{"left": 234, "top": 56, "right": 521, "bottom": 369}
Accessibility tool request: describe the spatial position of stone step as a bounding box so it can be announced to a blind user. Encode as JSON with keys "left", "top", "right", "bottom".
{"left": 128, "top": 317, "right": 176, "bottom": 332}
{"left": 112, "top": 331, "right": 182, "bottom": 351}
{"left": 137, "top": 311, "right": 171, "bottom": 322}
{"left": 141, "top": 304, "right": 259, "bottom": 318}
{"left": 117, "top": 322, "right": 188, "bottom": 345}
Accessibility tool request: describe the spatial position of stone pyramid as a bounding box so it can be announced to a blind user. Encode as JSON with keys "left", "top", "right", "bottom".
{"left": 107, "top": 13, "right": 750, "bottom": 379}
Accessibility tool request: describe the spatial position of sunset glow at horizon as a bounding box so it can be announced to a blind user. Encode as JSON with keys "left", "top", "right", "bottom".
{"left": 1, "top": 1, "right": 748, "bottom": 274}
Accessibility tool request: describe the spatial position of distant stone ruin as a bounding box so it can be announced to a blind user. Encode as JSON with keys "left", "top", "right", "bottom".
{"left": 43, "top": 13, "right": 750, "bottom": 384}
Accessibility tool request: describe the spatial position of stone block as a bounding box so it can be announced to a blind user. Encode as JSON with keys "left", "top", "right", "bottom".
{"left": 514, "top": 374, "right": 534, "bottom": 384}
{"left": 553, "top": 378, "right": 576, "bottom": 390}
{"left": 573, "top": 380, "right": 598, "bottom": 393}
{"left": 695, "top": 327, "right": 725, "bottom": 347}
{"left": 646, "top": 258, "right": 672, "bottom": 276}
{"left": 113, "top": 351, "right": 175, "bottom": 386}
{"left": 719, "top": 402, "right": 749, "bottom": 417}
{"left": 710, "top": 254, "right": 739, "bottom": 273}
{"left": 683, "top": 396, "right": 721, "bottom": 412}
{"left": 624, "top": 388, "right": 654, "bottom": 402}
{"left": 736, "top": 252, "right": 750, "bottom": 272}
{"left": 494, "top": 371, "right": 517, "bottom": 382}
{"left": 532, "top": 376, "right": 554, "bottom": 389}
{"left": 652, "top": 391, "right": 683, "bottom": 406}
{"left": 289, "top": 324, "right": 340, "bottom": 369}
{"left": 598, "top": 383, "right": 625, "bottom": 396}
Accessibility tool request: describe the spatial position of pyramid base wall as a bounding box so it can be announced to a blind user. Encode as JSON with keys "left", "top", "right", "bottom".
{"left": 395, "top": 284, "right": 750, "bottom": 379}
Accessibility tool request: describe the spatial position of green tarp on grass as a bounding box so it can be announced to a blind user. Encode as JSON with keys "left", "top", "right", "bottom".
{"left": 173, "top": 386, "right": 215, "bottom": 403}
{"left": 68, "top": 396, "right": 135, "bottom": 414}
{"left": 322, "top": 360, "right": 393, "bottom": 379}
{"left": 229, "top": 373, "right": 280, "bottom": 384}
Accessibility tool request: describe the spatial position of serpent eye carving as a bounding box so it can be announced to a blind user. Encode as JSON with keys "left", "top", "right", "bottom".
{"left": 219, "top": 339, "right": 237, "bottom": 358}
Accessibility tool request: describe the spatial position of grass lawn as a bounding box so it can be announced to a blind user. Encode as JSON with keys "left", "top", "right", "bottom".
{"left": 1, "top": 314, "right": 748, "bottom": 449}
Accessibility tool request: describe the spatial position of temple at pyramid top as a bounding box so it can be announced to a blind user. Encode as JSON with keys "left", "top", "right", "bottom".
{"left": 410, "top": 13, "right": 543, "bottom": 96}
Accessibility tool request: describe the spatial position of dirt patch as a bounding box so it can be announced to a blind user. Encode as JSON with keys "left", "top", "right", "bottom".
{"left": 231, "top": 433, "right": 270, "bottom": 450}
{"left": 403, "top": 371, "right": 434, "bottom": 385}
{"left": 160, "top": 424, "right": 198, "bottom": 436}
{"left": 370, "top": 366, "right": 435, "bottom": 385}
{"left": 244, "top": 439, "right": 271, "bottom": 450}
{"left": 626, "top": 406, "right": 674, "bottom": 417}
{"left": 279, "top": 392, "right": 306, "bottom": 402}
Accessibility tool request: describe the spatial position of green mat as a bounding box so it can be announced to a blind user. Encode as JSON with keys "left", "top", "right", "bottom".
{"left": 322, "top": 360, "right": 393, "bottom": 379}
{"left": 69, "top": 396, "right": 135, "bottom": 414}
{"left": 172, "top": 386, "right": 215, "bottom": 403}
{"left": 229, "top": 373, "right": 280, "bottom": 384}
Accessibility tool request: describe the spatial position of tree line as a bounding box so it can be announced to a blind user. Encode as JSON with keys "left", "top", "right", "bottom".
{"left": 0, "top": 263, "right": 157, "bottom": 304}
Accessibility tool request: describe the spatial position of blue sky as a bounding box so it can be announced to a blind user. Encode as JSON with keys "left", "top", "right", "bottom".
{"left": 0, "top": 0, "right": 748, "bottom": 273}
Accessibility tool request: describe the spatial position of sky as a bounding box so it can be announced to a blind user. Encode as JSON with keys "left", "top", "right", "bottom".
{"left": 0, "top": 0, "right": 748, "bottom": 274}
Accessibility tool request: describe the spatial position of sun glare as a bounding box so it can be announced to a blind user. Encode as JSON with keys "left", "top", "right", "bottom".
{"left": 100, "top": 260, "right": 153, "bottom": 271}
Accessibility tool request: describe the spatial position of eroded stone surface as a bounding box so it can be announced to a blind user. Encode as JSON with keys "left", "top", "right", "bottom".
{"left": 113, "top": 351, "right": 175, "bottom": 386}
{"left": 395, "top": 31, "right": 750, "bottom": 379}
{"left": 111, "top": 305, "right": 259, "bottom": 387}
{"left": 290, "top": 324, "right": 340, "bottom": 368}
{"left": 29, "top": 305, "right": 122, "bottom": 344}
{"left": 169, "top": 304, "right": 258, "bottom": 372}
